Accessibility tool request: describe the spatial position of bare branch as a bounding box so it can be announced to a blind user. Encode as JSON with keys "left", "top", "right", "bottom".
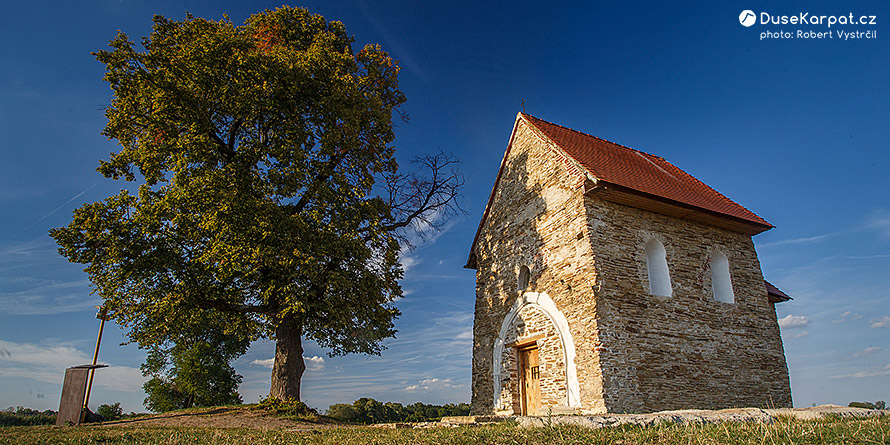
{"left": 374, "top": 151, "right": 464, "bottom": 245}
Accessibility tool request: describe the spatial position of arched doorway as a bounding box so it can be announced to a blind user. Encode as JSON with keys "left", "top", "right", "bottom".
{"left": 492, "top": 292, "right": 580, "bottom": 414}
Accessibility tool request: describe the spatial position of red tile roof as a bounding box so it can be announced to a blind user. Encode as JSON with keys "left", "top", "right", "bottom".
{"left": 765, "top": 280, "right": 792, "bottom": 303}
{"left": 522, "top": 113, "right": 772, "bottom": 228}
{"left": 465, "top": 113, "right": 774, "bottom": 269}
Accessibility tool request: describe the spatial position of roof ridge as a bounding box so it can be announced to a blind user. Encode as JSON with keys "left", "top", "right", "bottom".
{"left": 519, "top": 112, "right": 771, "bottom": 229}
{"left": 521, "top": 112, "right": 667, "bottom": 161}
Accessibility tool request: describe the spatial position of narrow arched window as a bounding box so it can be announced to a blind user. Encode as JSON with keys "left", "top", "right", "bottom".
{"left": 710, "top": 251, "right": 735, "bottom": 303}
{"left": 518, "top": 266, "right": 530, "bottom": 291}
{"left": 645, "top": 239, "right": 672, "bottom": 297}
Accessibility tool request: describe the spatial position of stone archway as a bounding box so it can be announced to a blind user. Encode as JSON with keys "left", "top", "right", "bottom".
{"left": 492, "top": 292, "right": 580, "bottom": 413}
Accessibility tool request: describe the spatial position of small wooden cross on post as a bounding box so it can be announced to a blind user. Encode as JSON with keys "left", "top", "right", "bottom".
{"left": 520, "top": 99, "right": 526, "bottom": 113}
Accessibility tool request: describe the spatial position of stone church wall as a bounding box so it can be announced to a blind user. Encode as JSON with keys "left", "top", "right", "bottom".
{"left": 582, "top": 195, "right": 792, "bottom": 412}
{"left": 470, "top": 117, "right": 791, "bottom": 415}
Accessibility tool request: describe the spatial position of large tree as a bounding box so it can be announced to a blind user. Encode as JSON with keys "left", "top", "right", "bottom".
{"left": 51, "top": 7, "right": 461, "bottom": 401}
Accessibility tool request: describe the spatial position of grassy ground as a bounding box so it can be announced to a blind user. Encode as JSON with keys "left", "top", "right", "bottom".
{"left": 1, "top": 415, "right": 888, "bottom": 444}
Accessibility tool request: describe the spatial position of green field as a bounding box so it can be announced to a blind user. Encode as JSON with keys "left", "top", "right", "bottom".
{"left": 1, "top": 415, "right": 888, "bottom": 444}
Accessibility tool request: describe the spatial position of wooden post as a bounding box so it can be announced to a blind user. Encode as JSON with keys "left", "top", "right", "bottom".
{"left": 82, "top": 306, "right": 108, "bottom": 420}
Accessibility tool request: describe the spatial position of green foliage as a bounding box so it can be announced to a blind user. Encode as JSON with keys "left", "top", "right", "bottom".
{"left": 142, "top": 334, "right": 244, "bottom": 412}
{"left": 325, "top": 398, "right": 470, "bottom": 424}
{"left": 50, "top": 5, "right": 461, "bottom": 400}
{"left": 849, "top": 401, "right": 874, "bottom": 409}
{"left": 325, "top": 403, "right": 359, "bottom": 422}
{"left": 96, "top": 402, "right": 124, "bottom": 421}
{"left": 849, "top": 400, "right": 886, "bottom": 410}
{"left": 254, "top": 397, "right": 317, "bottom": 421}
{"left": 0, "top": 407, "right": 56, "bottom": 427}
{"left": 0, "top": 408, "right": 55, "bottom": 427}
{"left": 0, "top": 413, "right": 54, "bottom": 427}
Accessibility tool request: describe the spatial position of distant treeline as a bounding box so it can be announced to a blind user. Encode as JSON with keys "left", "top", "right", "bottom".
{"left": 1, "top": 403, "right": 136, "bottom": 427}
{"left": 849, "top": 401, "right": 886, "bottom": 410}
{"left": 326, "top": 398, "right": 470, "bottom": 424}
{"left": 1, "top": 407, "right": 56, "bottom": 427}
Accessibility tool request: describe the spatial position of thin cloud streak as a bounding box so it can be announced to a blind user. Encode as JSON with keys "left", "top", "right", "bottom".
{"left": 16, "top": 182, "right": 99, "bottom": 236}
{"left": 852, "top": 347, "right": 881, "bottom": 358}
{"left": 831, "top": 311, "right": 863, "bottom": 324}
{"left": 757, "top": 233, "right": 833, "bottom": 249}
{"left": 828, "top": 368, "right": 890, "bottom": 380}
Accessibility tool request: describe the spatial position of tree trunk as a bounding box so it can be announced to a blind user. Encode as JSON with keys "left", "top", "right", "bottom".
{"left": 269, "top": 319, "right": 306, "bottom": 401}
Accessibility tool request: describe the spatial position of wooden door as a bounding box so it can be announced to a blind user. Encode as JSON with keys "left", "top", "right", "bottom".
{"left": 518, "top": 346, "right": 540, "bottom": 415}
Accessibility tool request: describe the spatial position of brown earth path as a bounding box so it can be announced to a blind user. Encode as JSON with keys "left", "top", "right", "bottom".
{"left": 99, "top": 406, "right": 344, "bottom": 431}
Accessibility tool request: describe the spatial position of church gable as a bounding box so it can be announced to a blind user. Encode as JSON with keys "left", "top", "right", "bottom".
{"left": 467, "top": 115, "right": 588, "bottom": 270}
{"left": 469, "top": 116, "right": 599, "bottom": 415}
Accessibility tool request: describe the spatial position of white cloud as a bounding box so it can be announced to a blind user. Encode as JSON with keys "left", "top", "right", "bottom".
{"left": 0, "top": 339, "right": 145, "bottom": 392}
{"left": 786, "top": 330, "right": 809, "bottom": 340}
{"left": 96, "top": 366, "right": 148, "bottom": 392}
{"left": 304, "top": 356, "right": 325, "bottom": 372}
{"left": 455, "top": 328, "right": 473, "bottom": 340}
{"left": 251, "top": 358, "right": 275, "bottom": 368}
{"left": 250, "top": 356, "right": 325, "bottom": 372}
{"left": 399, "top": 251, "right": 421, "bottom": 272}
{"left": 404, "top": 377, "right": 466, "bottom": 392}
{"left": 870, "top": 316, "right": 890, "bottom": 328}
{"left": 778, "top": 314, "right": 811, "bottom": 329}
{"left": 852, "top": 347, "right": 882, "bottom": 358}
{"left": 866, "top": 214, "right": 890, "bottom": 240}
{"left": 397, "top": 208, "right": 458, "bottom": 274}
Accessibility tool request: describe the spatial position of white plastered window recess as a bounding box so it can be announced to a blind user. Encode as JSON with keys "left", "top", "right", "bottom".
{"left": 645, "top": 239, "right": 672, "bottom": 297}
{"left": 710, "top": 250, "right": 735, "bottom": 303}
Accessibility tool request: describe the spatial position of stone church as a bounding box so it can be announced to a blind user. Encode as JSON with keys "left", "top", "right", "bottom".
{"left": 466, "top": 113, "right": 792, "bottom": 415}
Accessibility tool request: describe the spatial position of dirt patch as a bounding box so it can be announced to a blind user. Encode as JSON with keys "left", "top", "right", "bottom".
{"left": 99, "top": 406, "right": 344, "bottom": 431}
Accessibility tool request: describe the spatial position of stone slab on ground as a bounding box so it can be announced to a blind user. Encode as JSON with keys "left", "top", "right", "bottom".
{"left": 440, "top": 415, "right": 511, "bottom": 425}
{"left": 515, "top": 408, "right": 773, "bottom": 429}
{"left": 765, "top": 404, "right": 886, "bottom": 420}
{"left": 369, "top": 422, "right": 416, "bottom": 429}
{"left": 513, "top": 405, "right": 887, "bottom": 429}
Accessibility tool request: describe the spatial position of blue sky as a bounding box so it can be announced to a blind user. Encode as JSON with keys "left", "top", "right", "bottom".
{"left": 1, "top": 1, "right": 888, "bottom": 413}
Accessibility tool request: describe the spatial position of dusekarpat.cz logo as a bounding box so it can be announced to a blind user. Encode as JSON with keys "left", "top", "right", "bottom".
{"left": 738, "top": 10, "right": 877, "bottom": 40}
{"left": 738, "top": 10, "right": 877, "bottom": 28}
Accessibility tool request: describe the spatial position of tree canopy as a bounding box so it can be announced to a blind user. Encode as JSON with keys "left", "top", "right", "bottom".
{"left": 51, "top": 6, "right": 461, "bottom": 401}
